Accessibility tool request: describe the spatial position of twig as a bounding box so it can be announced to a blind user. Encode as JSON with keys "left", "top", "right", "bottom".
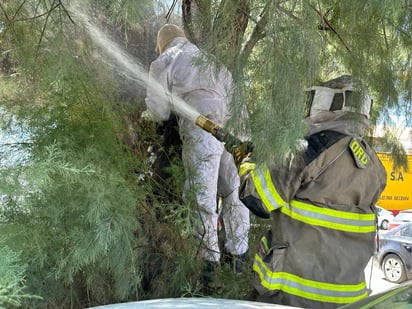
{"left": 308, "top": 3, "right": 351, "bottom": 52}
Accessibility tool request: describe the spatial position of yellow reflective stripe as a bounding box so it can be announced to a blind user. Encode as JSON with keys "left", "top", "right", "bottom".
{"left": 261, "top": 236, "right": 269, "bottom": 253}
{"left": 249, "top": 165, "right": 376, "bottom": 233}
{"left": 283, "top": 201, "right": 376, "bottom": 233}
{"left": 253, "top": 254, "right": 368, "bottom": 304}
{"left": 239, "top": 162, "right": 256, "bottom": 176}
{"left": 251, "top": 166, "right": 285, "bottom": 211}
{"left": 289, "top": 200, "right": 375, "bottom": 221}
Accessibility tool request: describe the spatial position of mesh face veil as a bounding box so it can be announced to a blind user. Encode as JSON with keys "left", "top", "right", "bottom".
{"left": 304, "top": 86, "right": 372, "bottom": 119}
{"left": 156, "top": 24, "right": 186, "bottom": 54}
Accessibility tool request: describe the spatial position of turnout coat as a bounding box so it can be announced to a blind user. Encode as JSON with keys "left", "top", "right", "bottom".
{"left": 239, "top": 130, "right": 387, "bottom": 308}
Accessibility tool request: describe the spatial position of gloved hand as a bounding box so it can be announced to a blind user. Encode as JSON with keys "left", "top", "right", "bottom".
{"left": 226, "top": 141, "right": 253, "bottom": 166}
{"left": 141, "top": 109, "right": 157, "bottom": 121}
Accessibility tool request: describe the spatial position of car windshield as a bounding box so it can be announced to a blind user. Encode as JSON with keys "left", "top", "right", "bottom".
{"left": 340, "top": 282, "right": 412, "bottom": 308}
{"left": 395, "top": 213, "right": 412, "bottom": 222}
{"left": 393, "top": 225, "right": 412, "bottom": 237}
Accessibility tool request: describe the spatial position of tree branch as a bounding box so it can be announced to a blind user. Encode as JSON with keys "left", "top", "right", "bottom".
{"left": 239, "top": 3, "right": 270, "bottom": 69}
{"left": 308, "top": 3, "right": 351, "bottom": 52}
{"left": 182, "top": 0, "right": 212, "bottom": 48}
{"left": 37, "top": 0, "right": 58, "bottom": 50}
{"left": 0, "top": 3, "right": 10, "bottom": 21}
{"left": 56, "top": 0, "right": 75, "bottom": 24}
{"left": 0, "top": 0, "right": 27, "bottom": 36}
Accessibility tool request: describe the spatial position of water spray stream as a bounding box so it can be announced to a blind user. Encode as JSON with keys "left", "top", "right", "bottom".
{"left": 68, "top": 3, "right": 242, "bottom": 147}
{"left": 69, "top": 3, "right": 199, "bottom": 121}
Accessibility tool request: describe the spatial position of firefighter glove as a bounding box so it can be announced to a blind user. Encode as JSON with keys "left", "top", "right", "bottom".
{"left": 227, "top": 141, "right": 253, "bottom": 166}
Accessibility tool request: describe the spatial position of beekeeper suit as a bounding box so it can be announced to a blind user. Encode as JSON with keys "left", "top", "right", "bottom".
{"left": 238, "top": 75, "right": 386, "bottom": 308}
{"left": 144, "top": 24, "right": 250, "bottom": 279}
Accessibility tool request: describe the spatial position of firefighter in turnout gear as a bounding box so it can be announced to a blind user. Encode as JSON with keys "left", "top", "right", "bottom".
{"left": 237, "top": 75, "right": 387, "bottom": 308}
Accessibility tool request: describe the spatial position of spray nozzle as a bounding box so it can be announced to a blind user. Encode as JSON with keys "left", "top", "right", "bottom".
{"left": 195, "top": 115, "right": 245, "bottom": 149}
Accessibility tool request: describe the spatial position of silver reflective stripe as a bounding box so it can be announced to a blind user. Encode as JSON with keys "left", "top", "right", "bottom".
{"left": 252, "top": 165, "right": 376, "bottom": 233}
{"left": 252, "top": 166, "right": 283, "bottom": 211}
{"left": 286, "top": 202, "right": 376, "bottom": 227}
{"left": 253, "top": 255, "right": 368, "bottom": 303}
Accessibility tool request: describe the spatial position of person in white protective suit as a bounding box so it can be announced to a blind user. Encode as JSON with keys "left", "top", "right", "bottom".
{"left": 143, "top": 24, "right": 250, "bottom": 288}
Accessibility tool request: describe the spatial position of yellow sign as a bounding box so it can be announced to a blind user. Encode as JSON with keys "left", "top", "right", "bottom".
{"left": 377, "top": 153, "right": 412, "bottom": 213}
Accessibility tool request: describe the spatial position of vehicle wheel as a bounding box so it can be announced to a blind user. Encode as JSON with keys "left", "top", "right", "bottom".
{"left": 382, "top": 254, "right": 407, "bottom": 283}
{"left": 380, "top": 220, "right": 389, "bottom": 230}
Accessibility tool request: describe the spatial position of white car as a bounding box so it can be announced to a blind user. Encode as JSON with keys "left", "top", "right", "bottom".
{"left": 88, "top": 298, "right": 300, "bottom": 308}
{"left": 375, "top": 205, "right": 394, "bottom": 230}
{"left": 87, "top": 283, "right": 412, "bottom": 309}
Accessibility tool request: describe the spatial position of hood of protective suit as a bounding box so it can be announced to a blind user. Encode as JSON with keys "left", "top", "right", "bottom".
{"left": 156, "top": 24, "right": 187, "bottom": 54}
{"left": 305, "top": 110, "right": 369, "bottom": 137}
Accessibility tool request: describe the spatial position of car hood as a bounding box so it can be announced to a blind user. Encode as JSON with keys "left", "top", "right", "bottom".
{"left": 87, "top": 297, "right": 301, "bottom": 308}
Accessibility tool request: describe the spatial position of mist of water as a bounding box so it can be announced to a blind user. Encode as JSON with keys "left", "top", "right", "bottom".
{"left": 69, "top": 3, "right": 200, "bottom": 123}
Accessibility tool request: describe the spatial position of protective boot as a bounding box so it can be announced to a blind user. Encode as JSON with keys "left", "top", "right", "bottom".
{"left": 221, "top": 249, "right": 249, "bottom": 274}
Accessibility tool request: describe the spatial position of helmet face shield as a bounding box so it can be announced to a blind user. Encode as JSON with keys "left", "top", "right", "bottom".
{"left": 304, "top": 86, "right": 372, "bottom": 118}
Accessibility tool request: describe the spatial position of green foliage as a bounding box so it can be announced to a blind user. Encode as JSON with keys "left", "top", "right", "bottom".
{"left": 95, "top": 0, "right": 154, "bottom": 29}
{"left": 0, "top": 2, "right": 147, "bottom": 307}
{"left": 0, "top": 68, "right": 146, "bottom": 308}
{"left": 1, "top": 0, "right": 412, "bottom": 308}
{"left": 183, "top": 0, "right": 412, "bottom": 162}
{"left": 242, "top": 1, "right": 319, "bottom": 161}
{"left": 0, "top": 1, "right": 207, "bottom": 307}
{"left": 0, "top": 240, "right": 40, "bottom": 308}
{"left": 372, "top": 128, "right": 409, "bottom": 171}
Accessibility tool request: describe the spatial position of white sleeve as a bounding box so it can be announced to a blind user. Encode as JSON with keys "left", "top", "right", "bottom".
{"left": 144, "top": 58, "right": 172, "bottom": 121}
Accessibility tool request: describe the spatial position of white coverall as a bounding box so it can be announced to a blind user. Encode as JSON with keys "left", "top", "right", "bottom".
{"left": 144, "top": 36, "right": 250, "bottom": 262}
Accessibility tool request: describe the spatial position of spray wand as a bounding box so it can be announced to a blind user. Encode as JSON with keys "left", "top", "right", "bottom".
{"left": 195, "top": 115, "right": 243, "bottom": 148}
{"left": 167, "top": 96, "right": 245, "bottom": 146}
{"left": 195, "top": 115, "right": 253, "bottom": 165}
{"left": 168, "top": 95, "right": 254, "bottom": 164}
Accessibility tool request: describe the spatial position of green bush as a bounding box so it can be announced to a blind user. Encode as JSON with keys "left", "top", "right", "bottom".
{"left": 0, "top": 240, "right": 39, "bottom": 308}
